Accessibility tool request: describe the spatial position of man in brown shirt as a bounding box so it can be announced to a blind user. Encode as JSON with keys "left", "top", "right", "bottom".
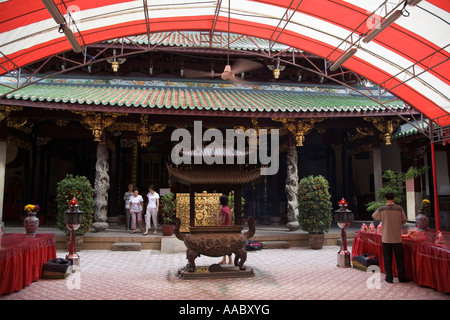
{"left": 372, "top": 191, "right": 409, "bottom": 283}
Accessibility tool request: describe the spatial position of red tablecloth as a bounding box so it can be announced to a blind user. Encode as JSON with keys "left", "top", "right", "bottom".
{"left": 352, "top": 230, "right": 450, "bottom": 293}
{"left": 0, "top": 233, "right": 56, "bottom": 296}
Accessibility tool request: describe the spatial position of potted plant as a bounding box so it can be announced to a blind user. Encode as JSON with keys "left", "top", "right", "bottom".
{"left": 160, "top": 192, "right": 177, "bottom": 236}
{"left": 297, "top": 175, "right": 333, "bottom": 249}
{"left": 56, "top": 174, "right": 94, "bottom": 250}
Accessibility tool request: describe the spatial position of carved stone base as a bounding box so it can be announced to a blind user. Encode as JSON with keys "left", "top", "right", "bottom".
{"left": 177, "top": 265, "right": 254, "bottom": 280}
{"left": 286, "top": 221, "right": 300, "bottom": 231}
{"left": 92, "top": 221, "right": 109, "bottom": 232}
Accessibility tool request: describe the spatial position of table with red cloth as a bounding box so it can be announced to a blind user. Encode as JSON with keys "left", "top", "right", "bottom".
{"left": 352, "top": 230, "right": 450, "bottom": 293}
{"left": 0, "top": 233, "right": 56, "bottom": 296}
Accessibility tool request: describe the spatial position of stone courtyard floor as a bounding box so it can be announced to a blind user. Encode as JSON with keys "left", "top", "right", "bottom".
{"left": 1, "top": 246, "right": 448, "bottom": 302}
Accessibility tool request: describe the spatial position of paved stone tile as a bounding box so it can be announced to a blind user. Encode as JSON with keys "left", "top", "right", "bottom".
{"left": 1, "top": 246, "right": 448, "bottom": 300}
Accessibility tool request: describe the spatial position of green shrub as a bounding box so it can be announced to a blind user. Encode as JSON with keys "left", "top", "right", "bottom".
{"left": 56, "top": 174, "right": 94, "bottom": 235}
{"left": 366, "top": 166, "right": 428, "bottom": 213}
{"left": 297, "top": 175, "right": 333, "bottom": 234}
{"left": 160, "top": 192, "right": 177, "bottom": 225}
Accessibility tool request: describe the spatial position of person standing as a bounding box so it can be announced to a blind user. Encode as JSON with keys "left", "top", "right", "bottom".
{"left": 144, "top": 185, "right": 160, "bottom": 235}
{"left": 372, "top": 191, "right": 409, "bottom": 283}
{"left": 123, "top": 183, "right": 134, "bottom": 231}
{"left": 129, "top": 188, "right": 144, "bottom": 234}
{"left": 218, "top": 195, "right": 233, "bottom": 265}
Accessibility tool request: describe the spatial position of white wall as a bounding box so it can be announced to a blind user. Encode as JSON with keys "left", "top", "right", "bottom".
{"left": 436, "top": 151, "right": 450, "bottom": 195}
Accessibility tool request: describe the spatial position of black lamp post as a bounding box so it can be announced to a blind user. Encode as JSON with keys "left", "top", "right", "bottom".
{"left": 335, "top": 198, "right": 353, "bottom": 268}
{"left": 65, "top": 198, "right": 82, "bottom": 270}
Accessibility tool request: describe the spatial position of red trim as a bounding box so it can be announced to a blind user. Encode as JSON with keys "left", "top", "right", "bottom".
{"left": 427, "top": 0, "right": 450, "bottom": 12}
{"left": 0, "top": 1, "right": 448, "bottom": 120}
{"left": 0, "top": 0, "right": 136, "bottom": 33}
{"left": 250, "top": 0, "right": 450, "bottom": 86}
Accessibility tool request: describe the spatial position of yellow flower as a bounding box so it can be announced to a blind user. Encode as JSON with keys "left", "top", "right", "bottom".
{"left": 24, "top": 204, "right": 36, "bottom": 212}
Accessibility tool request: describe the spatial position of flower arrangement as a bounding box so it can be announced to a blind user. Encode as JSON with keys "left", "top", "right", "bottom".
{"left": 421, "top": 199, "right": 431, "bottom": 215}
{"left": 24, "top": 204, "right": 40, "bottom": 213}
{"left": 297, "top": 175, "right": 333, "bottom": 234}
{"left": 56, "top": 174, "right": 94, "bottom": 235}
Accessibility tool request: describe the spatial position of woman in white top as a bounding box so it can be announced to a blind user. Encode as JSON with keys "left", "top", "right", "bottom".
{"left": 144, "top": 185, "right": 160, "bottom": 235}
{"left": 129, "top": 188, "right": 144, "bottom": 234}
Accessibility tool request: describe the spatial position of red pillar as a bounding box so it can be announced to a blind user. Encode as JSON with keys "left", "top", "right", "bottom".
{"left": 430, "top": 141, "right": 441, "bottom": 232}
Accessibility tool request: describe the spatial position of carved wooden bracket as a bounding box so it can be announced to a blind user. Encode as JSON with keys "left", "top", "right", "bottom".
{"left": 78, "top": 112, "right": 120, "bottom": 142}
{"left": 0, "top": 105, "right": 23, "bottom": 122}
{"left": 347, "top": 127, "right": 376, "bottom": 142}
{"left": 364, "top": 117, "right": 401, "bottom": 145}
{"left": 272, "top": 117, "right": 323, "bottom": 146}
{"left": 7, "top": 117, "right": 31, "bottom": 134}
{"left": 137, "top": 114, "right": 166, "bottom": 147}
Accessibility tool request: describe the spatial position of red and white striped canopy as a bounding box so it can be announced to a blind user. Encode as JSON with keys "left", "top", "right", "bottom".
{"left": 1, "top": 0, "right": 449, "bottom": 123}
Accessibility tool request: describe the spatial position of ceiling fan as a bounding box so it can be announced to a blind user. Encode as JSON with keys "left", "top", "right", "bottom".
{"left": 184, "top": 0, "right": 263, "bottom": 83}
{"left": 184, "top": 58, "right": 263, "bottom": 83}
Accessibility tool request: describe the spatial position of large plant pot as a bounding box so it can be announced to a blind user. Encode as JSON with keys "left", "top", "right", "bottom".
{"left": 65, "top": 235, "right": 84, "bottom": 252}
{"left": 162, "top": 224, "right": 174, "bottom": 236}
{"left": 309, "top": 233, "right": 324, "bottom": 250}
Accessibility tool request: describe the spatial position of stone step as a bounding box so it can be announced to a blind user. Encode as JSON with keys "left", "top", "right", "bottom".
{"left": 261, "top": 240, "right": 290, "bottom": 249}
{"left": 111, "top": 242, "right": 142, "bottom": 251}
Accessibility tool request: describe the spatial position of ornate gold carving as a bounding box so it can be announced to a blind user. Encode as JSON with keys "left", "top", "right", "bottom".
{"left": 7, "top": 135, "right": 31, "bottom": 150}
{"left": 0, "top": 106, "right": 23, "bottom": 122}
{"left": 56, "top": 120, "right": 69, "bottom": 127}
{"left": 137, "top": 114, "right": 166, "bottom": 147}
{"left": 7, "top": 118, "right": 31, "bottom": 134}
{"left": 364, "top": 117, "right": 401, "bottom": 145}
{"left": 79, "top": 112, "right": 120, "bottom": 142}
{"left": 347, "top": 127, "right": 375, "bottom": 142}
{"left": 272, "top": 118, "right": 324, "bottom": 147}
{"left": 110, "top": 122, "right": 139, "bottom": 132}
{"left": 120, "top": 139, "right": 137, "bottom": 148}
{"left": 176, "top": 193, "right": 222, "bottom": 232}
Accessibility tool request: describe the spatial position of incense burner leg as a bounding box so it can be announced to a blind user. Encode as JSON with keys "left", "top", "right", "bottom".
{"left": 186, "top": 248, "right": 200, "bottom": 272}
{"left": 234, "top": 248, "right": 247, "bottom": 270}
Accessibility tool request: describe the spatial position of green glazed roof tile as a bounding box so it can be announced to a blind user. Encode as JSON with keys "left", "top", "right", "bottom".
{"left": 0, "top": 82, "right": 408, "bottom": 115}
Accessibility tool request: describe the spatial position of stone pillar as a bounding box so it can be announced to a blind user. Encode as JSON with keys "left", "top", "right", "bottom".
{"left": 92, "top": 142, "right": 110, "bottom": 232}
{"left": 286, "top": 134, "right": 300, "bottom": 231}
{"left": 405, "top": 178, "right": 420, "bottom": 222}
{"left": 0, "top": 141, "right": 6, "bottom": 228}
{"left": 372, "top": 148, "right": 382, "bottom": 201}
